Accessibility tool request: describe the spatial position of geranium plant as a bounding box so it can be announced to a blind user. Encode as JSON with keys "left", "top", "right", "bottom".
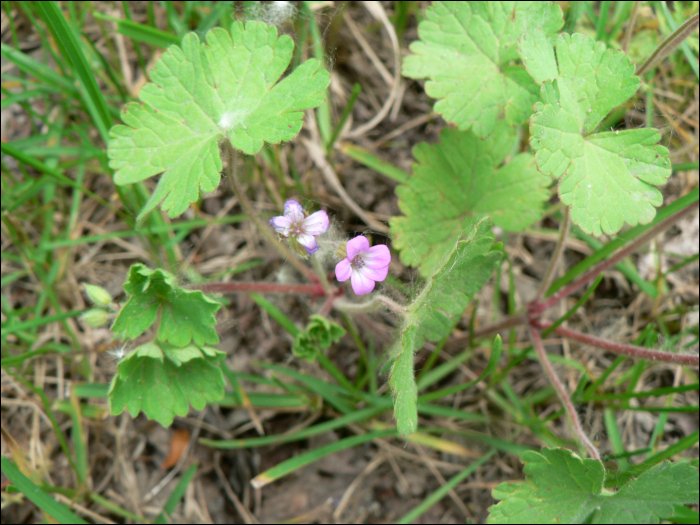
{"left": 95, "top": 3, "right": 698, "bottom": 522}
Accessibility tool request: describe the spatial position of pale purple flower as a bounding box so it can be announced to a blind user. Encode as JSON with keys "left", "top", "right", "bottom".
{"left": 335, "top": 236, "right": 391, "bottom": 295}
{"left": 270, "top": 200, "right": 329, "bottom": 255}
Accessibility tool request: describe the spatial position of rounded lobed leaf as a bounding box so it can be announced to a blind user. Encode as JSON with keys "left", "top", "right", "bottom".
{"left": 108, "top": 342, "right": 226, "bottom": 426}
{"left": 488, "top": 447, "right": 699, "bottom": 524}
{"left": 520, "top": 30, "right": 672, "bottom": 235}
{"left": 391, "top": 122, "right": 549, "bottom": 276}
{"left": 108, "top": 21, "right": 330, "bottom": 221}
{"left": 403, "top": 1, "right": 563, "bottom": 136}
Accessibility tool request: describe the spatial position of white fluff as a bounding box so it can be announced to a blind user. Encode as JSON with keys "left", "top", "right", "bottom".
{"left": 218, "top": 110, "right": 244, "bottom": 131}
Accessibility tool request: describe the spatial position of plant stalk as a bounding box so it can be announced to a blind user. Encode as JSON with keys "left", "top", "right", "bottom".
{"left": 530, "top": 200, "right": 699, "bottom": 315}
{"left": 621, "top": 1, "right": 640, "bottom": 53}
{"left": 636, "top": 12, "right": 699, "bottom": 76}
{"left": 333, "top": 295, "right": 406, "bottom": 315}
{"left": 533, "top": 319, "right": 700, "bottom": 366}
{"left": 188, "top": 281, "right": 326, "bottom": 295}
{"left": 311, "top": 253, "right": 334, "bottom": 295}
{"left": 529, "top": 327, "right": 601, "bottom": 461}
{"left": 534, "top": 207, "right": 570, "bottom": 304}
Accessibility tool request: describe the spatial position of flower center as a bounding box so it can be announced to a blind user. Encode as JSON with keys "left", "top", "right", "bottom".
{"left": 350, "top": 255, "right": 365, "bottom": 269}
{"left": 291, "top": 222, "right": 304, "bottom": 235}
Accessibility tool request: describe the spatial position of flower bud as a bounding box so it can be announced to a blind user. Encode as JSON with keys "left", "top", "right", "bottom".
{"left": 335, "top": 242, "right": 347, "bottom": 259}
{"left": 82, "top": 308, "right": 108, "bottom": 327}
{"left": 288, "top": 237, "right": 310, "bottom": 258}
{"left": 84, "top": 284, "right": 112, "bottom": 307}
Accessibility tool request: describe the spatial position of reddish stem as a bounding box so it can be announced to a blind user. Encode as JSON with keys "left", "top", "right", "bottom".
{"left": 530, "top": 201, "right": 699, "bottom": 316}
{"left": 530, "top": 327, "right": 601, "bottom": 461}
{"left": 532, "top": 319, "right": 699, "bottom": 366}
{"left": 189, "top": 281, "right": 326, "bottom": 295}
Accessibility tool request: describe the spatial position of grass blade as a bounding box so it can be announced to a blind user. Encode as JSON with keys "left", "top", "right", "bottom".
{"left": 396, "top": 450, "right": 495, "bottom": 524}
{"left": 418, "top": 335, "right": 503, "bottom": 402}
{"left": 251, "top": 429, "right": 397, "bottom": 488}
{"left": 340, "top": 142, "right": 410, "bottom": 183}
{"left": 0, "top": 42, "right": 78, "bottom": 95}
{"left": 1, "top": 456, "right": 88, "bottom": 524}
{"left": 35, "top": 2, "right": 113, "bottom": 141}
{"left": 93, "top": 12, "right": 180, "bottom": 48}
{"left": 200, "top": 406, "right": 385, "bottom": 449}
{"left": 250, "top": 293, "right": 300, "bottom": 335}
{"left": 153, "top": 463, "right": 198, "bottom": 524}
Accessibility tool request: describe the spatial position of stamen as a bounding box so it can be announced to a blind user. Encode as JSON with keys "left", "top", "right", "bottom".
{"left": 351, "top": 255, "right": 365, "bottom": 269}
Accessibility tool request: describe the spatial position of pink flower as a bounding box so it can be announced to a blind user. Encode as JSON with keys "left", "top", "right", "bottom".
{"left": 270, "top": 200, "right": 329, "bottom": 255}
{"left": 335, "top": 237, "right": 391, "bottom": 295}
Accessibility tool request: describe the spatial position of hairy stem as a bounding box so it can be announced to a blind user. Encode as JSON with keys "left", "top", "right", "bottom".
{"left": 531, "top": 200, "right": 699, "bottom": 315}
{"left": 533, "top": 319, "right": 700, "bottom": 366}
{"left": 636, "top": 12, "right": 699, "bottom": 76}
{"left": 224, "top": 142, "right": 319, "bottom": 284}
{"left": 534, "top": 207, "right": 570, "bottom": 304}
{"left": 311, "top": 254, "right": 334, "bottom": 295}
{"left": 333, "top": 295, "right": 406, "bottom": 315}
{"left": 188, "top": 281, "right": 326, "bottom": 295}
{"left": 621, "top": 1, "right": 640, "bottom": 53}
{"left": 529, "top": 327, "right": 601, "bottom": 461}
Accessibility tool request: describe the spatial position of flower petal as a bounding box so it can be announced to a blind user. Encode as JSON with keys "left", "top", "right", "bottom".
{"left": 351, "top": 269, "right": 375, "bottom": 295}
{"left": 283, "top": 199, "right": 304, "bottom": 223}
{"left": 269, "top": 215, "right": 292, "bottom": 235}
{"left": 302, "top": 210, "right": 329, "bottom": 235}
{"left": 359, "top": 264, "right": 388, "bottom": 282}
{"left": 296, "top": 233, "right": 317, "bottom": 252}
{"left": 335, "top": 259, "right": 352, "bottom": 281}
{"left": 346, "top": 236, "right": 370, "bottom": 260}
{"left": 362, "top": 244, "right": 391, "bottom": 268}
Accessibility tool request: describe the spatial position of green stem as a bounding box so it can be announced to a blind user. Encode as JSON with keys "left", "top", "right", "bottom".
{"left": 311, "top": 253, "right": 333, "bottom": 295}
{"left": 333, "top": 295, "right": 406, "bottom": 315}
{"left": 621, "top": 1, "right": 640, "bottom": 53}
{"left": 534, "top": 207, "right": 570, "bottom": 304}
{"left": 636, "top": 11, "right": 699, "bottom": 76}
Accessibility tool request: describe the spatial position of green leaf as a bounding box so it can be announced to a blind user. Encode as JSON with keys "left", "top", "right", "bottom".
{"left": 519, "top": 31, "right": 672, "bottom": 235}
{"left": 389, "top": 219, "right": 501, "bottom": 435}
{"left": 487, "top": 448, "right": 699, "bottom": 524}
{"left": 108, "top": 341, "right": 226, "bottom": 426}
{"left": 403, "top": 1, "right": 563, "bottom": 136}
{"left": 112, "top": 264, "right": 220, "bottom": 346}
{"left": 108, "top": 21, "right": 330, "bottom": 221}
{"left": 391, "top": 122, "right": 548, "bottom": 276}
